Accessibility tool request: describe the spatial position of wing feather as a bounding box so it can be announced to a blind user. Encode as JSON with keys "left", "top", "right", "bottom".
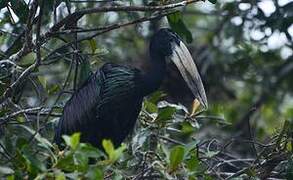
{"left": 54, "top": 70, "right": 104, "bottom": 144}
{"left": 55, "top": 63, "right": 143, "bottom": 147}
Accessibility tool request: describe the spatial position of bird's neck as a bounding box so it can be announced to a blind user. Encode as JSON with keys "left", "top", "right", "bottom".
{"left": 141, "top": 53, "right": 166, "bottom": 96}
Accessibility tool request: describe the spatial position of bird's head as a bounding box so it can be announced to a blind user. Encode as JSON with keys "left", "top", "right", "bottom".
{"left": 150, "top": 28, "right": 181, "bottom": 57}
{"left": 150, "top": 28, "right": 208, "bottom": 111}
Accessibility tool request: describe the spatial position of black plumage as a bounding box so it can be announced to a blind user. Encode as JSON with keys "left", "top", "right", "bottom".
{"left": 54, "top": 28, "right": 207, "bottom": 149}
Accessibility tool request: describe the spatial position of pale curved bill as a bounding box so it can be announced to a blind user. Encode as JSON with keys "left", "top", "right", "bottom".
{"left": 169, "top": 41, "right": 208, "bottom": 110}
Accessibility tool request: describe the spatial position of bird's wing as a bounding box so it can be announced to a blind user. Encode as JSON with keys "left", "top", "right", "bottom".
{"left": 54, "top": 63, "right": 142, "bottom": 146}
{"left": 54, "top": 70, "right": 104, "bottom": 145}
{"left": 98, "top": 63, "right": 141, "bottom": 107}
{"left": 94, "top": 63, "right": 143, "bottom": 146}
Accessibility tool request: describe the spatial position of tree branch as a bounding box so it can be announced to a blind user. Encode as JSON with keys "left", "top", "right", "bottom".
{"left": 48, "top": 0, "right": 201, "bottom": 32}
{"left": 44, "top": 10, "right": 177, "bottom": 58}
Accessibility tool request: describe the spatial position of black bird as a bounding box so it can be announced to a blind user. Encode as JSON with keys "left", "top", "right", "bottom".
{"left": 54, "top": 28, "right": 208, "bottom": 149}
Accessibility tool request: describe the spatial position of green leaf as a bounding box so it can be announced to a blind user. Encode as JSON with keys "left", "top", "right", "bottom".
{"left": 89, "top": 39, "right": 97, "bottom": 54}
{"left": 79, "top": 143, "right": 102, "bottom": 158}
{"left": 14, "top": 147, "right": 46, "bottom": 177}
{"left": 16, "top": 115, "right": 25, "bottom": 123}
{"left": 38, "top": 76, "right": 47, "bottom": 89}
{"left": 62, "top": 133, "right": 80, "bottom": 149}
{"left": 55, "top": 172, "right": 66, "bottom": 180}
{"left": 162, "top": 144, "right": 170, "bottom": 160}
{"left": 204, "top": 175, "right": 214, "bottom": 180}
{"left": 113, "top": 143, "right": 126, "bottom": 160}
{"left": 6, "top": 175, "right": 15, "bottom": 180}
{"left": 18, "top": 125, "right": 53, "bottom": 150}
{"left": 62, "top": 136, "right": 71, "bottom": 147}
{"left": 0, "top": 107, "right": 9, "bottom": 117}
{"left": 56, "top": 153, "right": 75, "bottom": 171}
{"left": 112, "top": 173, "right": 123, "bottom": 180}
{"left": 186, "top": 154, "right": 199, "bottom": 171}
{"left": 169, "top": 145, "right": 185, "bottom": 171}
{"left": 48, "top": 84, "right": 60, "bottom": 95}
{"left": 86, "top": 166, "right": 104, "bottom": 180}
{"left": 144, "top": 100, "right": 158, "bottom": 113}
{"left": 168, "top": 11, "right": 181, "bottom": 23}
{"left": 73, "top": 151, "right": 89, "bottom": 172}
{"left": 167, "top": 12, "right": 193, "bottom": 43}
{"left": 180, "top": 121, "right": 196, "bottom": 136}
{"left": 70, "top": 133, "right": 80, "bottom": 149}
{"left": 148, "top": 91, "right": 166, "bottom": 104}
{"left": 156, "top": 106, "right": 176, "bottom": 122}
{"left": 23, "top": 151, "right": 46, "bottom": 175}
{"left": 16, "top": 137, "right": 28, "bottom": 150}
{"left": 185, "top": 141, "right": 199, "bottom": 155}
{"left": 245, "top": 167, "right": 256, "bottom": 177}
{"left": 14, "top": 149, "right": 27, "bottom": 171}
{"left": 102, "top": 139, "right": 115, "bottom": 158}
{"left": 17, "top": 52, "right": 35, "bottom": 66}
{"left": 102, "top": 139, "right": 126, "bottom": 164}
{"left": 207, "top": 0, "right": 217, "bottom": 4}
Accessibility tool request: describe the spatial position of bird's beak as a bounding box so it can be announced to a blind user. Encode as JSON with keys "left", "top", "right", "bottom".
{"left": 169, "top": 41, "right": 208, "bottom": 110}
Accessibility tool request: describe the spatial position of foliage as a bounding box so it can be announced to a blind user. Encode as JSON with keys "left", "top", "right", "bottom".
{"left": 0, "top": 0, "right": 292, "bottom": 179}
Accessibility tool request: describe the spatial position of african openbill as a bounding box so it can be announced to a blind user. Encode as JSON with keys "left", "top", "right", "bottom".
{"left": 54, "top": 28, "right": 208, "bottom": 149}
